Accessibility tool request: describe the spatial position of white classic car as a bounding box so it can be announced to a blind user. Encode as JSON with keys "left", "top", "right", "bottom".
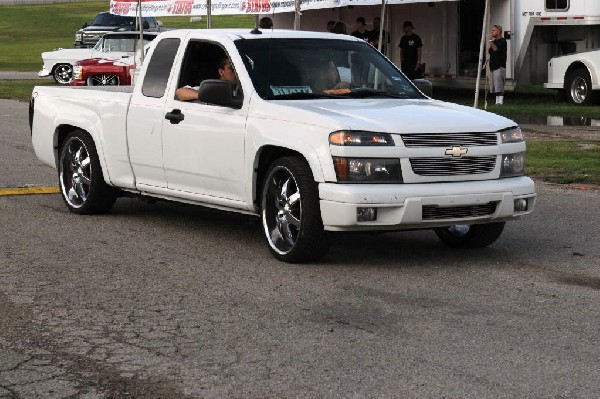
{"left": 38, "top": 31, "right": 158, "bottom": 84}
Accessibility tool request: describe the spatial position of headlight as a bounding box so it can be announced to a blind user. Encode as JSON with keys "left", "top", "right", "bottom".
{"left": 72, "top": 66, "right": 82, "bottom": 80}
{"left": 333, "top": 157, "right": 402, "bottom": 182}
{"left": 75, "top": 33, "right": 83, "bottom": 42}
{"left": 500, "top": 127, "right": 523, "bottom": 143}
{"left": 329, "top": 131, "right": 394, "bottom": 146}
{"left": 500, "top": 152, "right": 525, "bottom": 177}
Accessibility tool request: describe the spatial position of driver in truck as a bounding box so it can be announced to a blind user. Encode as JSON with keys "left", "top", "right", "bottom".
{"left": 175, "top": 55, "right": 239, "bottom": 101}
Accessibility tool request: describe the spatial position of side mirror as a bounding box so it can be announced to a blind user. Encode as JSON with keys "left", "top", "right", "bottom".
{"left": 198, "top": 80, "right": 241, "bottom": 108}
{"left": 412, "top": 78, "right": 432, "bottom": 97}
{"left": 83, "top": 22, "right": 88, "bottom": 28}
{"left": 142, "top": 21, "right": 150, "bottom": 29}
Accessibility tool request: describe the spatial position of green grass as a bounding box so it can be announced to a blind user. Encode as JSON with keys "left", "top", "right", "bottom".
{"left": 526, "top": 141, "right": 600, "bottom": 185}
{"left": 0, "top": 2, "right": 254, "bottom": 71}
{"left": 433, "top": 86, "right": 600, "bottom": 119}
{"left": 0, "top": 80, "right": 54, "bottom": 100}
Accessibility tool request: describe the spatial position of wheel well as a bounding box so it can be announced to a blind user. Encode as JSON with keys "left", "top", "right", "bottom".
{"left": 564, "top": 62, "right": 589, "bottom": 87}
{"left": 254, "top": 146, "right": 303, "bottom": 211}
{"left": 54, "top": 125, "right": 83, "bottom": 167}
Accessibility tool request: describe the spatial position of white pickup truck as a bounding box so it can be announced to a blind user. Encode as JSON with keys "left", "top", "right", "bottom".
{"left": 545, "top": 49, "right": 600, "bottom": 105}
{"left": 30, "top": 29, "right": 536, "bottom": 262}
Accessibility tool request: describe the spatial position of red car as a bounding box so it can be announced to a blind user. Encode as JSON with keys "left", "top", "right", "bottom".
{"left": 70, "top": 57, "right": 136, "bottom": 86}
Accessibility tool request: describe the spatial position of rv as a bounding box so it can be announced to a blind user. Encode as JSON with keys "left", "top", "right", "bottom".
{"left": 271, "top": 0, "right": 600, "bottom": 90}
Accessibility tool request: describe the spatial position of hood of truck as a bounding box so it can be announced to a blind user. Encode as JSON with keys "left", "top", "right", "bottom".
{"left": 260, "top": 98, "right": 516, "bottom": 133}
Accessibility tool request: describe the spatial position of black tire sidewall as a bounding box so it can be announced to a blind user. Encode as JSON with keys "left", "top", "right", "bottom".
{"left": 261, "top": 156, "right": 330, "bottom": 263}
{"left": 566, "top": 69, "right": 594, "bottom": 105}
{"left": 58, "top": 130, "right": 117, "bottom": 214}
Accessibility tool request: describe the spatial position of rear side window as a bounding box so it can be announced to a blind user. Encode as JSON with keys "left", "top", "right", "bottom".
{"left": 142, "top": 38, "right": 180, "bottom": 98}
{"left": 545, "top": 0, "right": 569, "bottom": 11}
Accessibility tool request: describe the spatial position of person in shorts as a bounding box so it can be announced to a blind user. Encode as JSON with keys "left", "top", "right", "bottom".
{"left": 488, "top": 24, "right": 507, "bottom": 105}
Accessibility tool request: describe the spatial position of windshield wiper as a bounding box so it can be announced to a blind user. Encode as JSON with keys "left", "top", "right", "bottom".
{"left": 268, "top": 92, "right": 343, "bottom": 100}
{"left": 343, "top": 88, "right": 413, "bottom": 99}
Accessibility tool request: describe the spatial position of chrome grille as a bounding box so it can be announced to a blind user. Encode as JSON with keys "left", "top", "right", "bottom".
{"left": 410, "top": 156, "right": 496, "bottom": 176}
{"left": 401, "top": 132, "right": 498, "bottom": 147}
{"left": 422, "top": 202, "right": 497, "bottom": 220}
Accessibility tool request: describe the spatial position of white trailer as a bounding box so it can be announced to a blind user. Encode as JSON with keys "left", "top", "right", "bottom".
{"left": 271, "top": 0, "right": 600, "bottom": 90}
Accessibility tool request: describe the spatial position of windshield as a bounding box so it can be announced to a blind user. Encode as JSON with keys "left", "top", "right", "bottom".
{"left": 235, "top": 38, "right": 424, "bottom": 100}
{"left": 100, "top": 35, "right": 155, "bottom": 52}
{"left": 91, "top": 13, "right": 137, "bottom": 27}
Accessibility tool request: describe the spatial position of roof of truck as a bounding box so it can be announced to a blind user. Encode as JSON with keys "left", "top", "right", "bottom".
{"left": 157, "top": 28, "right": 362, "bottom": 42}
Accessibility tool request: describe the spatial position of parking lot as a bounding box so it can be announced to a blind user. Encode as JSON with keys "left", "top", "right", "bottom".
{"left": 1, "top": 98, "right": 599, "bottom": 398}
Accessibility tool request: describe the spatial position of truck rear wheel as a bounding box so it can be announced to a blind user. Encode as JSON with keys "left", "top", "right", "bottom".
{"left": 260, "top": 156, "right": 331, "bottom": 263}
{"left": 566, "top": 68, "right": 596, "bottom": 105}
{"left": 58, "top": 130, "right": 118, "bottom": 214}
{"left": 435, "top": 222, "right": 505, "bottom": 248}
{"left": 53, "top": 64, "right": 72, "bottom": 84}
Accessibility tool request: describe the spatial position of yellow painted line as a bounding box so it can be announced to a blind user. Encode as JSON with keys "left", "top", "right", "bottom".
{"left": 0, "top": 186, "right": 60, "bottom": 196}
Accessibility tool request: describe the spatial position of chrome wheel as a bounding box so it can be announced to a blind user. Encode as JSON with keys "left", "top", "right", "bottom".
{"left": 260, "top": 157, "right": 331, "bottom": 262}
{"left": 58, "top": 130, "right": 118, "bottom": 214}
{"left": 53, "top": 64, "right": 72, "bottom": 84}
{"left": 87, "top": 74, "right": 119, "bottom": 86}
{"left": 570, "top": 76, "right": 588, "bottom": 104}
{"left": 60, "top": 137, "right": 91, "bottom": 209}
{"left": 262, "top": 165, "right": 302, "bottom": 255}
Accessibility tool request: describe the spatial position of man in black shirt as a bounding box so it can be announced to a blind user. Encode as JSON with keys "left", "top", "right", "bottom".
{"left": 351, "top": 17, "right": 371, "bottom": 42}
{"left": 488, "top": 24, "right": 507, "bottom": 105}
{"left": 398, "top": 21, "right": 423, "bottom": 80}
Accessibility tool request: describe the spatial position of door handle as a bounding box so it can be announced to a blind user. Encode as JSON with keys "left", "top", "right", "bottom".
{"left": 165, "top": 109, "right": 185, "bottom": 124}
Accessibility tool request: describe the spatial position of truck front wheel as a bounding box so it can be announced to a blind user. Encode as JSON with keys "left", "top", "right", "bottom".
{"left": 435, "top": 222, "right": 505, "bottom": 248}
{"left": 260, "top": 157, "right": 331, "bottom": 263}
{"left": 58, "top": 130, "right": 118, "bottom": 214}
{"left": 566, "top": 68, "right": 596, "bottom": 105}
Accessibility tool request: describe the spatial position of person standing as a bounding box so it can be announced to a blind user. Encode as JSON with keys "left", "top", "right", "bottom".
{"left": 398, "top": 20, "right": 423, "bottom": 80}
{"left": 259, "top": 17, "right": 273, "bottom": 29}
{"left": 351, "top": 17, "right": 371, "bottom": 42}
{"left": 369, "top": 16, "right": 389, "bottom": 54}
{"left": 488, "top": 24, "right": 507, "bottom": 105}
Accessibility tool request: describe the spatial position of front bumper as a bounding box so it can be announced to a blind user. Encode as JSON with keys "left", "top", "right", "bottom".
{"left": 69, "top": 79, "right": 86, "bottom": 86}
{"left": 319, "top": 176, "right": 536, "bottom": 231}
{"left": 38, "top": 66, "right": 50, "bottom": 77}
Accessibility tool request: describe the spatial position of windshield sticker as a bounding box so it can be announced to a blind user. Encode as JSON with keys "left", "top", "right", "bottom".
{"left": 270, "top": 86, "right": 313, "bottom": 96}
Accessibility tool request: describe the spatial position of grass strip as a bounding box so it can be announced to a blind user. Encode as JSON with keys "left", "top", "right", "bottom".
{"left": 526, "top": 140, "right": 600, "bottom": 185}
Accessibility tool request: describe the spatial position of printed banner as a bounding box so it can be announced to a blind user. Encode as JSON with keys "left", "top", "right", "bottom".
{"left": 109, "top": 0, "right": 456, "bottom": 17}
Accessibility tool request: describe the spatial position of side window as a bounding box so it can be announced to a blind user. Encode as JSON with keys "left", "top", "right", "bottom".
{"left": 176, "top": 41, "right": 236, "bottom": 100}
{"left": 142, "top": 38, "right": 180, "bottom": 98}
{"left": 545, "top": 0, "right": 569, "bottom": 11}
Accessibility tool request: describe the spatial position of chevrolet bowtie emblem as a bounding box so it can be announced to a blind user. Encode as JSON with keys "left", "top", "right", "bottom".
{"left": 445, "top": 146, "right": 468, "bottom": 157}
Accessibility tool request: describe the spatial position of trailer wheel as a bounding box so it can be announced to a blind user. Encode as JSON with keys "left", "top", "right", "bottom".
{"left": 566, "top": 68, "right": 596, "bottom": 105}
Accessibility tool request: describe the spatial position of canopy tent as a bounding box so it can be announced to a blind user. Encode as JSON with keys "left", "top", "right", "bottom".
{"left": 109, "top": 0, "right": 456, "bottom": 17}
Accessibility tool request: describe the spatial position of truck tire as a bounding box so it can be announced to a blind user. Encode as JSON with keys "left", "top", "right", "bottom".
{"left": 58, "top": 130, "right": 118, "bottom": 214}
{"left": 261, "top": 156, "right": 331, "bottom": 263}
{"left": 435, "top": 222, "right": 505, "bottom": 248}
{"left": 566, "top": 68, "right": 596, "bottom": 105}
{"left": 87, "top": 74, "right": 120, "bottom": 86}
{"left": 53, "top": 64, "right": 72, "bottom": 84}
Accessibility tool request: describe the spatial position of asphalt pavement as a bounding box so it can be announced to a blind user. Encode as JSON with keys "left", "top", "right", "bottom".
{"left": 1, "top": 98, "right": 600, "bottom": 398}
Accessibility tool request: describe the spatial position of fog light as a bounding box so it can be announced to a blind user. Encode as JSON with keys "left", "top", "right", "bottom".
{"left": 357, "top": 207, "right": 377, "bottom": 222}
{"left": 514, "top": 198, "right": 528, "bottom": 212}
